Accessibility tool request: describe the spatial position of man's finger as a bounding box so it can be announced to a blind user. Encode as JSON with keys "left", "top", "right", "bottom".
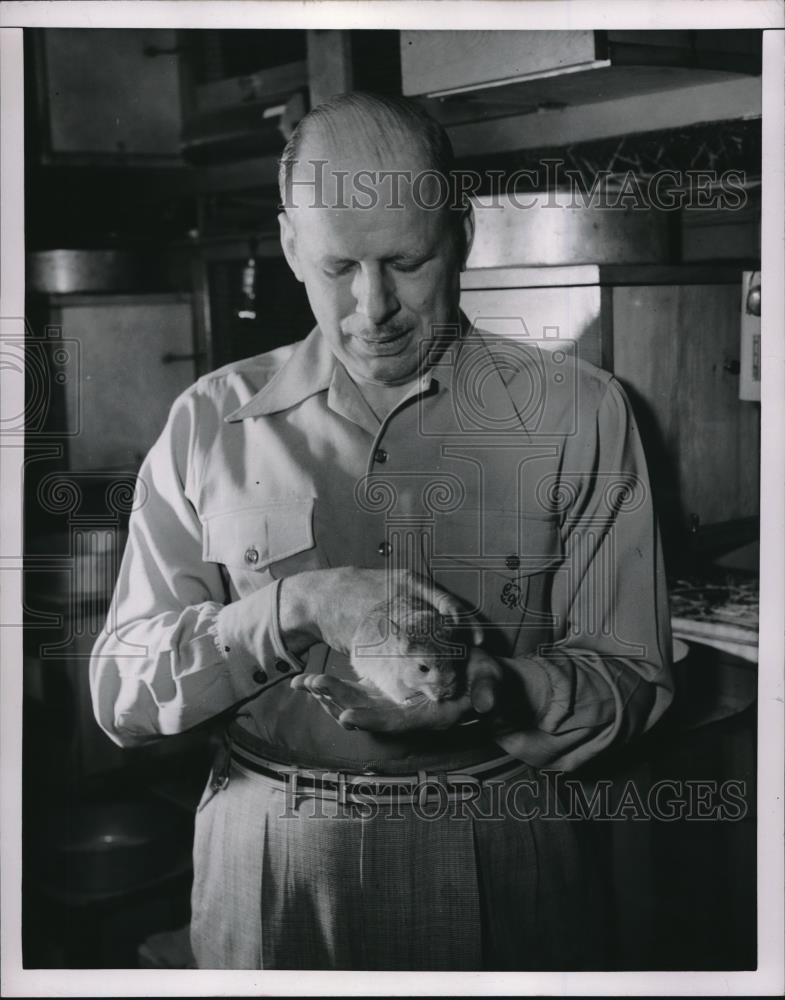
{"left": 470, "top": 676, "right": 497, "bottom": 714}
{"left": 339, "top": 706, "right": 407, "bottom": 732}
{"left": 292, "top": 672, "right": 383, "bottom": 716}
{"left": 309, "top": 690, "right": 343, "bottom": 721}
{"left": 340, "top": 692, "right": 471, "bottom": 733}
{"left": 291, "top": 677, "right": 364, "bottom": 729}
{"left": 410, "top": 577, "right": 485, "bottom": 646}
{"left": 466, "top": 647, "right": 503, "bottom": 714}
{"left": 314, "top": 675, "right": 372, "bottom": 705}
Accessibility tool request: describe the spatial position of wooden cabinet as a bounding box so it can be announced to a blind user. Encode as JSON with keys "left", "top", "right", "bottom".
{"left": 612, "top": 281, "right": 760, "bottom": 529}
{"left": 401, "top": 29, "right": 761, "bottom": 105}
{"left": 47, "top": 293, "right": 198, "bottom": 471}
{"left": 401, "top": 30, "right": 604, "bottom": 98}
{"left": 460, "top": 263, "right": 760, "bottom": 566}
{"left": 32, "top": 29, "right": 183, "bottom": 163}
{"left": 401, "top": 31, "right": 761, "bottom": 155}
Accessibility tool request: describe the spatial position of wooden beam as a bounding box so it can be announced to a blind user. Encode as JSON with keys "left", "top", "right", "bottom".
{"left": 306, "top": 30, "right": 353, "bottom": 108}
{"left": 195, "top": 61, "right": 308, "bottom": 114}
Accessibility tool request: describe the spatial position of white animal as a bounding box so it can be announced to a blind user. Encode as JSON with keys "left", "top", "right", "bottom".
{"left": 350, "top": 599, "right": 466, "bottom": 704}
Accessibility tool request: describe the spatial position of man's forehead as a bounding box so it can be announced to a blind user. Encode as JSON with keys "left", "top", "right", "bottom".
{"left": 286, "top": 126, "right": 436, "bottom": 209}
{"left": 297, "top": 117, "right": 429, "bottom": 171}
{"left": 287, "top": 196, "right": 442, "bottom": 258}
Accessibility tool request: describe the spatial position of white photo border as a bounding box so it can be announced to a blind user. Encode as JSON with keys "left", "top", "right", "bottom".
{"left": 1, "top": 2, "right": 783, "bottom": 996}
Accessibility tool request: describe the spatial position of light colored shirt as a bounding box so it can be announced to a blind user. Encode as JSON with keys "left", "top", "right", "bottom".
{"left": 90, "top": 323, "right": 674, "bottom": 772}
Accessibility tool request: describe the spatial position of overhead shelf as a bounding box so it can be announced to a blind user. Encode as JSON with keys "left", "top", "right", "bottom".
{"left": 180, "top": 60, "right": 308, "bottom": 164}
{"left": 402, "top": 30, "right": 762, "bottom": 131}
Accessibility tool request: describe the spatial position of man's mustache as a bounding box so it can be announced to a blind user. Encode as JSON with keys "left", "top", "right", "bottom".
{"left": 343, "top": 320, "right": 412, "bottom": 340}
{"left": 342, "top": 320, "right": 456, "bottom": 342}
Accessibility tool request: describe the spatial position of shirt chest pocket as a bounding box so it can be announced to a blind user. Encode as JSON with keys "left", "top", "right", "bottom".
{"left": 202, "top": 499, "right": 323, "bottom": 598}
{"left": 429, "top": 509, "right": 563, "bottom": 657}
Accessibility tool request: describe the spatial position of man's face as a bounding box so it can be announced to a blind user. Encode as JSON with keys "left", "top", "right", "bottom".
{"left": 279, "top": 151, "right": 471, "bottom": 385}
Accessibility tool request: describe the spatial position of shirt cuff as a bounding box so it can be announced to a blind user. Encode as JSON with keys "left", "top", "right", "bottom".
{"left": 498, "top": 654, "right": 553, "bottom": 723}
{"left": 212, "top": 580, "right": 305, "bottom": 699}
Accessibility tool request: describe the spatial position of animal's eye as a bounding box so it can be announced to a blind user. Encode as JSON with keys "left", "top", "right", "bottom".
{"left": 418, "top": 664, "right": 429, "bottom": 674}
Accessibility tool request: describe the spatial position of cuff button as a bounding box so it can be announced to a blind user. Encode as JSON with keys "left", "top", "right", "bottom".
{"left": 274, "top": 659, "right": 290, "bottom": 673}
{"left": 253, "top": 668, "right": 268, "bottom": 685}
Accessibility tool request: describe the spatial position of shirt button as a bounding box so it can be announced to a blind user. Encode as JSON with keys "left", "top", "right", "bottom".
{"left": 253, "top": 668, "right": 268, "bottom": 685}
{"left": 244, "top": 546, "right": 260, "bottom": 565}
{"left": 505, "top": 554, "right": 520, "bottom": 570}
{"left": 274, "top": 659, "right": 290, "bottom": 674}
{"left": 374, "top": 448, "right": 388, "bottom": 464}
{"left": 378, "top": 541, "right": 392, "bottom": 557}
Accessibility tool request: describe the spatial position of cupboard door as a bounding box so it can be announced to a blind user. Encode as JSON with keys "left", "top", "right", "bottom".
{"left": 37, "top": 29, "right": 182, "bottom": 161}
{"left": 611, "top": 284, "right": 759, "bottom": 529}
{"left": 55, "top": 294, "right": 197, "bottom": 471}
{"left": 400, "top": 30, "right": 601, "bottom": 96}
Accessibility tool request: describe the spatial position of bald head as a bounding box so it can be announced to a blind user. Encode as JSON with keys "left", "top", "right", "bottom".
{"left": 276, "top": 92, "right": 474, "bottom": 386}
{"left": 279, "top": 92, "right": 455, "bottom": 205}
{"left": 278, "top": 92, "right": 468, "bottom": 256}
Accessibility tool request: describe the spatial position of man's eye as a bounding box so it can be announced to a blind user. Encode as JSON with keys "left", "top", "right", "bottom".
{"left": 323, "top": 263, "right": 354, "bottom": 278}
{"left": 392, "top": 259, "right": 425, "bottom": 274}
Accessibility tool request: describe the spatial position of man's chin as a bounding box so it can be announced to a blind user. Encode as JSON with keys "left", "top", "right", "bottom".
{"left": 358, "top": 357, "right": 421, "bottom": 385}
{"left": 344, "top": 348, "right": 421, "bottom": 385}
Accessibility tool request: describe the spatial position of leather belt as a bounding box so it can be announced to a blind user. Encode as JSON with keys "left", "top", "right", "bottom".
{"left": 212, "top": 739, "right": 534, "bottom": 807}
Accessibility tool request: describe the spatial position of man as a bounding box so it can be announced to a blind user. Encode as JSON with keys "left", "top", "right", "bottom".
{"left": 90, "top": 92, "right": 674, "bottom": 970}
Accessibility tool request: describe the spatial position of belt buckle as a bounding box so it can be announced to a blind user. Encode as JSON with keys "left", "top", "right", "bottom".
{"left": 337, "top": 772, "right": 347, "bottom": 806}
{"left": 210, "top": 772, "right": 230, "bottom": 792}
{"left": 340, "top": 769, "right": 384, "bottom": 804}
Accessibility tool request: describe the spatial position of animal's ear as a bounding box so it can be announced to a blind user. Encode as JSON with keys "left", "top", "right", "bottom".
{"left": 380, "top": 616, "right": 400, "bottom": 638}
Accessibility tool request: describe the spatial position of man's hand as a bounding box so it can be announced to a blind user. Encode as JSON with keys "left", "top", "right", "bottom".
{"left": 278, "top": 567, "right": 483, "bottom": 658}
{"left": 290, "top": 646, "right": 503, "bottom": 733}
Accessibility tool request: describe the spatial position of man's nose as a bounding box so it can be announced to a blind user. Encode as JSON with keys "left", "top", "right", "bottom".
{"left": 352, "top": 264, "right": 399, "bottom": 325}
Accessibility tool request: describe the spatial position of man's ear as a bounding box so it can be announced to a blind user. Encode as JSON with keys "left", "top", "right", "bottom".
{"left": 459, "top": 201, "right": 475, "bottom": 272}
{"left": 278, "top": 211, "right": 304, "bottom": 282}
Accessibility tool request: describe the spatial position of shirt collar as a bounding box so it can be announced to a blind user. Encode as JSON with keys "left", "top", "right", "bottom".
{"left": 225, "top": 325, "right": 336, "bottom": 421}
{"left": 224, "top": 313, "right": 510, "bottom": 423}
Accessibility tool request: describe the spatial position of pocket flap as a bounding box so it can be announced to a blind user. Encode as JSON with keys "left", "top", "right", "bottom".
{"left": 203, "top": 500, "right": 315, "bottom": 570}
{"left": 434, "top": 508, "right": 563, "bottom": 578}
